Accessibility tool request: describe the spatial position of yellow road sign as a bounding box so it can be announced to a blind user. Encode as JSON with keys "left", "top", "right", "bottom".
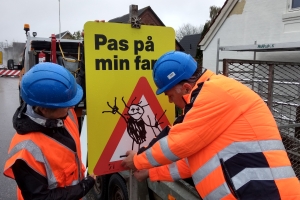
{"left": 0, "top": 51, "right": 2, "bottom": 65}
{"left": 84, "top": 21, "right": 175, "bottom": 175}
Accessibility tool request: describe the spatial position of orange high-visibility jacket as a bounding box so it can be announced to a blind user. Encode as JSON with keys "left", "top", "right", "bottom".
{"left": 4, "top": 109, "right": 85, "bottom": 200}
{"left": 150, "top": 158, "right": 191, "bottom": 181}
{"left": 135, "top": 70, "right": 300, "bottom": 199}
{"left": 149, "top": 69, "right": 214, "bottom": 182}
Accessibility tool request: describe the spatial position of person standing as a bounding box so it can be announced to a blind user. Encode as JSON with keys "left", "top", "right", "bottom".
{"left": 122, "top": 51, "right": 300, "bottom": 199}
{"left": 3, "top": 62, "right": 95, "bottom": 200}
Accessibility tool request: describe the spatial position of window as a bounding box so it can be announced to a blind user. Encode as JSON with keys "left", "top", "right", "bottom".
{"left": 282, "top": 0, "right": 300, "bottom": 24}
{"left": 291, "top": 0, "right": 300, "bottom": 9}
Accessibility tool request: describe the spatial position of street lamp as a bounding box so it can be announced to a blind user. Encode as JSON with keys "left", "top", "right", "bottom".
{"left": 59, "top": 0, "right": 61, "bottom": 39}
{"left": 5, "top": 40, "right": 8, "bottom": 48}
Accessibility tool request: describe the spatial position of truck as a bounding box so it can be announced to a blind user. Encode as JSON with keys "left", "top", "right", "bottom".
{"left": 19, "top": 19, "right": 202, "bottom": 200}
{"left": 4, "top": 41, "right": 25, "bottom": 70}
{"left": 7, "top": 59, "right": 23, "bottom": 70}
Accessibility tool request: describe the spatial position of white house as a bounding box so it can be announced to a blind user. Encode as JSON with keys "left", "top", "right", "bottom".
{"left": 199, "top": 0, "right": 300, "bottom": 73}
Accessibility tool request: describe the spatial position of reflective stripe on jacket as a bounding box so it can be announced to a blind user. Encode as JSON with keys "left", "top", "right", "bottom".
{"left": 4, "top": 109, "right": 85, "bottom": 198}
{"left": 150, "top": 158, "right": 190, "bottom": 181}
{"left": 135, "top": 70, "right": 300, "bottom": 199}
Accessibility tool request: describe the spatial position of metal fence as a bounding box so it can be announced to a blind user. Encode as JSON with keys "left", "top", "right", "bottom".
{"left": 222, "top": 59, "right": 300, "bottom": 179}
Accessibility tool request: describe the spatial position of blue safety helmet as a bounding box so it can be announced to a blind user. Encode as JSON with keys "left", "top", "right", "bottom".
{"left": 21, "top": 62, "right": 83, "bottom": 108}
{"left": 153, "top": 51, "right": 197, "bottom": 95}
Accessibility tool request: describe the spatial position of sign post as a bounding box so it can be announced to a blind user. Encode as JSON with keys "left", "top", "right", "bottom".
{"left": 84, "top": 22, "right": 175, "bottom": 175}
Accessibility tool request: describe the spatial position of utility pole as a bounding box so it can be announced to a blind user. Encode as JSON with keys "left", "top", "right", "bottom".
{"left": 59, "top": 0, "right": 61, "bottom": 39}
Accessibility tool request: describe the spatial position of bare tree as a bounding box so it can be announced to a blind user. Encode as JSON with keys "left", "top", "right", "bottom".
{"left": 176, "top": 23, "right": 203, "bottom": 41}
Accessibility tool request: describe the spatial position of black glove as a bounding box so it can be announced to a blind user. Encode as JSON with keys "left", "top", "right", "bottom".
{"left": 80, "top": 176, "right": 95, "bottom": 196}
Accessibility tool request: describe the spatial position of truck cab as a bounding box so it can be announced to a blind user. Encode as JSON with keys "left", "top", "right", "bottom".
{"left": 19, "top": 24, "right": 83, "bottom": 105}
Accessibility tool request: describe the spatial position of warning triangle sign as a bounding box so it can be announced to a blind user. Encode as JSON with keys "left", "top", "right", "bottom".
{"left": 94, "top": 77, "right": 171, "bottom": 175}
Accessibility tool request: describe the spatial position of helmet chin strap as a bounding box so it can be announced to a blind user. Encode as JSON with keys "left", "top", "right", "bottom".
{"left": 17, "top": 103, "right": 27, "bottom": 118}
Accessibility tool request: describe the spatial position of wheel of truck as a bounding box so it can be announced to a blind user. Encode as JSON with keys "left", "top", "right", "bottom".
{"left": 90, "top": 175, "right": 109, "bottom": 200}
{"left": 7, "top": 59, "right": 14, "bottom": 70}
{"left": 108, "top": 174, "right": 129, "bottom": 200}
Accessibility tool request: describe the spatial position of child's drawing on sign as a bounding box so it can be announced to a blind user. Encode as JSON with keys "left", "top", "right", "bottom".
{"left": 102, "top": 96, "right": 166, "bottom": 152}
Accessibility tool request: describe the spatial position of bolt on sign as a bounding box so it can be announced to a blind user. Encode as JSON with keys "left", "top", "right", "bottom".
{"left": 84, "top": 21, "right": 176, "bottom": 175}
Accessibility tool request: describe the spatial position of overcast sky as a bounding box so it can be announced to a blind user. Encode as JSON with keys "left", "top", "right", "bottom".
{"left": 1, "top": 0, "right": 225, "bottom": 44}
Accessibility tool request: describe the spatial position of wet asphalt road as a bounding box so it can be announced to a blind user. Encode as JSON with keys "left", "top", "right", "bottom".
{"left": 0, "top": 77, "right": 19, "bottom": 200}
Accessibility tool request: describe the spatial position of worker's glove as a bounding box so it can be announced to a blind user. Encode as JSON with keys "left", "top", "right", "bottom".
{"left": 80, "top": 176, "right": 95, "bottom": 196}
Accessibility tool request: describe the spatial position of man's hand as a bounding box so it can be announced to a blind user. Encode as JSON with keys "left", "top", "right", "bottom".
{"left": 89, "top": 174, "right": 96, "bottom": 180}
{"left": 133, "top": 169, "right": 149, "bottom": 182}
{"left": 121, "top": 150, "right": 137, "bottom": 170}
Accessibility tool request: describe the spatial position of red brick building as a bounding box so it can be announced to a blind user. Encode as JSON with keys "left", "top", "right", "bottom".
{"left": 109, "top": 6, "right": 184, "bottom": 51}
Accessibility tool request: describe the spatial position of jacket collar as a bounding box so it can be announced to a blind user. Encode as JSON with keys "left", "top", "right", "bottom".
{"left": 182, "top": 69, "right": 215, "bottom": 104}
{"left": 24, "top": 105, "right": 64, "bottom": 128}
